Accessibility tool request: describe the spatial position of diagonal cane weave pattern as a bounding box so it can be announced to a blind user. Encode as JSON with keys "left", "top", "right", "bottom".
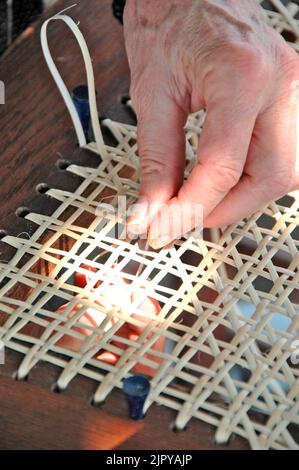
{"left": 0, "top": 0, "right": 299, "bottom": 450}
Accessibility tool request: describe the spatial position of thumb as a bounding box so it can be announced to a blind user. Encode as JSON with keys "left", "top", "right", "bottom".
{"left": 127, "top": 89, "right": 187, "bottom": 235}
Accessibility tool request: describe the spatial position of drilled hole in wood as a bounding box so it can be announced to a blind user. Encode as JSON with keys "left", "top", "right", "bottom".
{"left": 57, "top": 159, "right": 71, "bottom": 170}
{"left": 36, "top": 183, "right": 50, "bottom": 194}
{"left": 170, "top": 422, "right": 188, "bottom": 433}
{"left": 15, "top": 207, "right": 30, "bottom": 219}
{"left": 12, "top": 371, "right": 29, "bottom": 382}
{"left": 120, "top": 94, "right": 130, "bottom": 105}
{"left": 51, "top": 383, "right": 64, "bottom": 394}
{"left": 0, "top": 230, "right": 8, "bottom": 240}
{"left": 213, "top": 433, "right": 236, "bottom": 447}
{"left": 90, "top": 397, "right": 106, "bottom": 407}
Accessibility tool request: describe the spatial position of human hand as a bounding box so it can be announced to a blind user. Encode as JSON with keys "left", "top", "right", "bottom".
{"left": 124, "top": 0, "right": 299, "bottom": 248}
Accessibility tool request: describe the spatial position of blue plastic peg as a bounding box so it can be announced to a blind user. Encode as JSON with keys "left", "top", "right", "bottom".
{"left": 123, "top": 375, "right": 150, "bottom": 420}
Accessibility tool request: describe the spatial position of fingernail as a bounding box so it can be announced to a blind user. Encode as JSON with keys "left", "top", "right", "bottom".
{"left": 148, "top": 237, "right": 173, "bottom": 250}
{"left": 127, "top": 197, "right": 148, "bottom": 226}
{"left": 127, "top": 225, "right": 144, "bottom": 236}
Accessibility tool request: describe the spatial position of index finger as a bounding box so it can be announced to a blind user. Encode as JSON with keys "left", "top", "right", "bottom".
{"left": 148, "top": 101, "right": 258, "bottom": 248}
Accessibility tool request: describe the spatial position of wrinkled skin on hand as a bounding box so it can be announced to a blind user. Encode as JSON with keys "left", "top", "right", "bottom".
{"left": 124, "top": 0, "right": 299, "bottom": 248}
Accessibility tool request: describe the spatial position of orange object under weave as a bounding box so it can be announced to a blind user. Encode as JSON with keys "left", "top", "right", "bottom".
{"left": 56, "top": 265, "right": 164, "bottom": 376}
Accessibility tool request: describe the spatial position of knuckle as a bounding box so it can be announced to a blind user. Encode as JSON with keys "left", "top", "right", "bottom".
{"left": 230, "top": 43, "right": 271, "bottom": 83}
{"left": 264, "top": 170, "right": 293, "bottom": 198}
{"left": 279, "top": 38, "right": 299, "bottom": 64}
{"left": 130, "top": 82, "right": 151, "bottom": 119}
{"left": 138, "top": 137, "right": 167, "bottom": 171}
{"left": 129, "top": 82, "right": 138, "bottom": 102}
{"left": 129, "top": 66, "right": 149, "bottom": 97}
{"left": 206, "top": 161, "right": 242, "bottom": 193}
{"left": 140, "top": 152, "right": 167, "bottom": 178}
{"left": 247, "top": 50, "right": 270, "bottom": 77}
{"left": 281, "top": 50, "right": 299, "bottom": 83}
{"left": 130, "top": 80, "right": 143, "bottom": 105}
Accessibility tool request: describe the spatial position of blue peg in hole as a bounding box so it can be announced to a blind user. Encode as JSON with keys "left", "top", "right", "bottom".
{"left": 72, "top": 84, "right": 91, "bottom": 139}
{"left": 123, "top": 375, "right": 150, "bottom": 420}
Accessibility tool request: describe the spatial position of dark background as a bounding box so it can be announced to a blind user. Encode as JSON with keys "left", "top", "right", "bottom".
{"left": 0, "top": 1, "right": 44, "bottom": 55}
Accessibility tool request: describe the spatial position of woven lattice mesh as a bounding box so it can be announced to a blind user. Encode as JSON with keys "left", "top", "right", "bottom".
{"left": 1, "top": 0, "right": 299, "bottom": 450}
